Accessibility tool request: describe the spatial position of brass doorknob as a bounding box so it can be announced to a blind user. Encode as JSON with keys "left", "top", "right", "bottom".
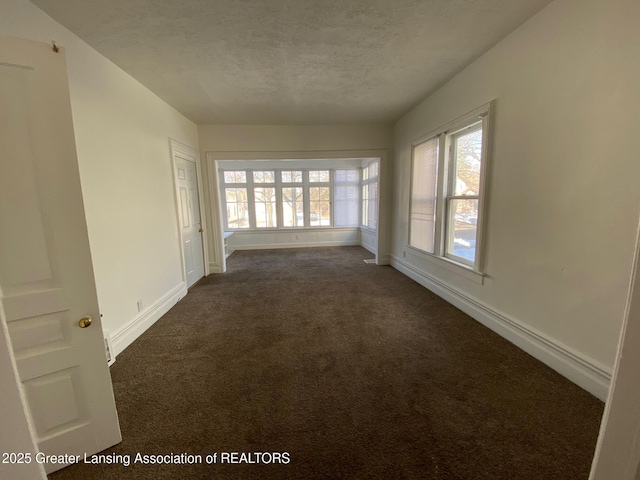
{"left": 78, "top": 316, "right": 92, "bottom": 328}
{"left": 199, "top": 227, "right": 204, "bottom": 233}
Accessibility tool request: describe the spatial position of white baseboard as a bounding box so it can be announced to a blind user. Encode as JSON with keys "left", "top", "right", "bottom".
{"left": 391, "top": 255, "right": 612, "bottom": 401}
{"left": 232, "top": 240, "right": 360, "bottom": 251}
{"left": 111, "top": 283, "right": 187, "bottom": 357}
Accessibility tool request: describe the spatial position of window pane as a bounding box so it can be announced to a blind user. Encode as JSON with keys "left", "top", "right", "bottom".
{"left": 447, "top": 198, "right": 478, "bottom": 264}
{"left": 309, "top": 170, "right": 330, "bottom": 183}
{"left": 335, "top": 169, "right": 358, "bottom": 183}
{"left": 334, "top": 169, "right": 359, "bottom": 226}
{"left": 224, "top": 171, "right": 246, "bottom": 184}
{"left": 368, "top": 182, "right": 378, "bottom": 229}
{"left": 281, "top": 170, "right": 302, "bottom": 183}
{"left": 453, "top": 127, "right": 482, "bottom": 196}
{"left": 310, "top": 187, "right": 330, "bottom": 226}
{"left": 225, "top": 187, "right": 249, "bottom": 229}
{"left": 254, "top": 187, "right": 277, "bottom": 228}
{"left": 361, "top": 184, "right": 369, "bottom": 227}
{"left": 282, "top": 187, "right": 304, "bottom": 226}
{"left": 410, "top": 137, "right": 439, "bottom": 253}
{"left": 253, "top": 171, "right": 275, "bottom": 183}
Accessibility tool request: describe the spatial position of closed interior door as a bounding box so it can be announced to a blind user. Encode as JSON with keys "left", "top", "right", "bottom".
{"left": 175, "top": 156, "right": 205, "bottom": 288}
{"left": 0, "top": 36, "right": 121, "bottom": 473}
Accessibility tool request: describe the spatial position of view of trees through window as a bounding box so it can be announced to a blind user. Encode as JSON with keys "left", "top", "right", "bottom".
{"left": 448, "top": 126, "right": 482, "bottom": 263}
{"left": 409, "top": 105, "right": 489, "bottom": 270}
{"left": 220, "top": 166, "right": 378, "bottom": 231}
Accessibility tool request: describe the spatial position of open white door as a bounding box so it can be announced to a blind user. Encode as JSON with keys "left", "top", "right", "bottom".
{"left": 0, "top": 36, "right": 121, "bottom": 474}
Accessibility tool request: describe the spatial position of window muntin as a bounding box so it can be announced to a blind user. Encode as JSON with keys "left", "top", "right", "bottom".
{"left": 409, "top": 104, "right": 490, "bottom": 272}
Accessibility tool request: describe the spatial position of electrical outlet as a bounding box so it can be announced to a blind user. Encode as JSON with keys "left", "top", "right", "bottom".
{"left": 137, "top": 299, "right": 143, "bottom": 312}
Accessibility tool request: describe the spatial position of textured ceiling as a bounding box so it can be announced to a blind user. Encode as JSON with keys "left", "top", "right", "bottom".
{"left": 30, "top": 0, "right": 552, "bottom": 125}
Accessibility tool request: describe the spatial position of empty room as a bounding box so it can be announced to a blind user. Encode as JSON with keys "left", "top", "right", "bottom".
{"left": 1, "top": 0, "right": 640, "bottom": 479}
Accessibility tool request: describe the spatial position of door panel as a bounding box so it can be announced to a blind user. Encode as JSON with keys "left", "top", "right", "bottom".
{"left": 175, "top": 156, "right": 205, "bottom": 288}
{"left": 0, "top": 36, "right": 121, "bottom": 473}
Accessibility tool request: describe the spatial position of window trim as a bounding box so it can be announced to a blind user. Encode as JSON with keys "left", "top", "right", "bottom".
{"left": 408, "top": 102, "right": 493, "bottom": 275}
{"left": 361, "top": 160, "right": 379, "bottom": 230}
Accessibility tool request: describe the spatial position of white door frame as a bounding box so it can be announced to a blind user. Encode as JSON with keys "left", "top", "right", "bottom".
{"left": 170, "top": 139, "right": 209, "bottom": 283}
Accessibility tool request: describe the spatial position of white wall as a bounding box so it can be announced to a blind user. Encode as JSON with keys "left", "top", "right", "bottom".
{"left": 228, "top": 228, "right": 362, "bottom": 252}
{"left": 199, "top": 124, "right": 393, "bottom": 269}
{"left": 0, "top": 0, "right": 200, "bottom": 353}
{"left": 391, "top": 0, "right": 640, "bottom": 399}
{"left": 198, "top": 124, "right": 392, "bottom": 153}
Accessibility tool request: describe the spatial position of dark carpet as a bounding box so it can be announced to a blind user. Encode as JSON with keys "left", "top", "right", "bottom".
{"left": 50, "top": 246, "right": 603, "bottom": 480}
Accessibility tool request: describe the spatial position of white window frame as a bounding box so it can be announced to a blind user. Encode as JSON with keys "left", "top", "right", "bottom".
{"left": 252, "top": 170, "right": 278, "bottom": 229}
{"left": 221, "top": 171, "right": 251, "bottom": 230}
{"left": 361, "top": 160, "right": 378, "bottom": 231}
{"left": 333, "top": 169, "right": 360, "bottom": 227}
{"left": 308, "top": 170, "right": 332, "bottom": 227}
{"left": 220, "top": 168, "right": 337, "bottom": 231}
{"left": 280, "top": 169, "right": 305, "bottom": 228}
{"left": 408, "top": 102, "right": 492, "bottom": 275}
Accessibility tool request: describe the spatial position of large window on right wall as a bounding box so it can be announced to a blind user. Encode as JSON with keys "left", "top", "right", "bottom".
{"left": 409, "top": 103, "right": 491, "bottom": 272}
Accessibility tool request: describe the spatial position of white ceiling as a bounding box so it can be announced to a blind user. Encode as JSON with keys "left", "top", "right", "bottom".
{"left": 30, "top": 0, "right": 552, "bottom": 125}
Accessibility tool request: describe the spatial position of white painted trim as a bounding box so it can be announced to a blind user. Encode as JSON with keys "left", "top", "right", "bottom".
{"left": 205, "top": 149, "right": 388, "bottom": 161}
{"left": 377, "top": 254, "right": 391, "bottom": 266}
{"left": 406, "top": 244, "right": 486, "bottom": 284}
{"left": 232, "top": 240, "right": 361, "bottom": 251}
{"left": 227, "top": 226, "right": 359, "bottom": 235}
{"left": 208, "top": 262, "right": 223, "bottom": 274}
{"left": 111, "top": 283, "right": 187, "bottom": 356}
{"left": 205, "top": 155, "right": 227, "bottom": 273}
{"left": 391, "top": 255, "right": 611, "bottom": 400}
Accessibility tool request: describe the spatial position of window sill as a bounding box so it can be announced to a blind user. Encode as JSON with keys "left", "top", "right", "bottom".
{"left": 405, "top": 245, "right": 485, "bottom": 284}
{"left": 225, "top": 226, "right": 359, "bottom": 234}
{"left": 360, "top": 226, "right": 377, "bottom": 233}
